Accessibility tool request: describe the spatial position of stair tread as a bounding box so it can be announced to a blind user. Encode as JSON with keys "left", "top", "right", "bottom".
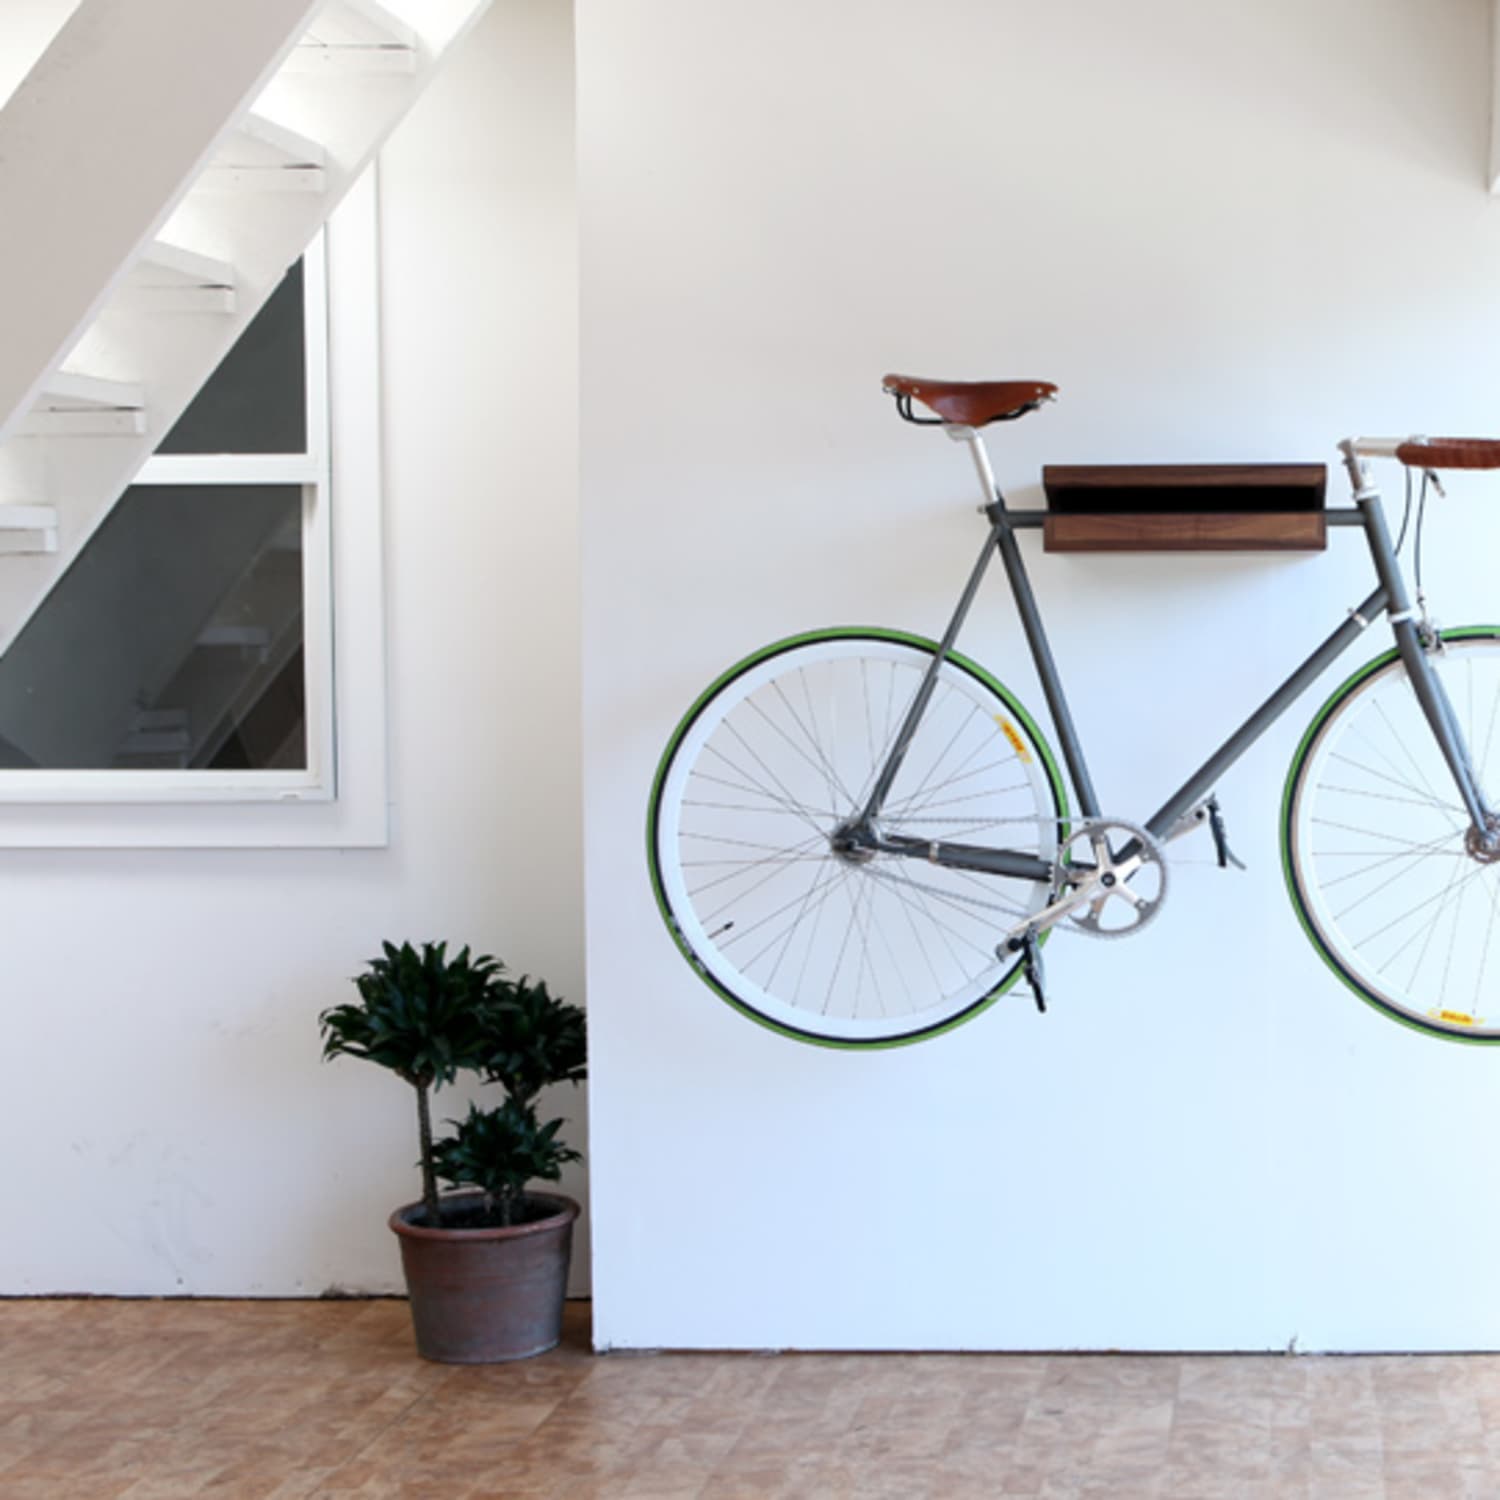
{"left": 16, "top": 408, "right": 148, "bottom": 437}
{"left": 305, "top": 0, "right": 419, "bottom": 49}
{"left": 41, "top": 371, "right": 146, "bottom": 409}
{"left": 0, "top": 505, "right": 58, "bottom": 530}
{"left": 223, "top": 113, "right": 327, "bottom": 167}
{"left": 137, "top": 241, "right": 237, "bottom": 288}
{"left": 0, "top": 0, "right": 489, "bottom": 641}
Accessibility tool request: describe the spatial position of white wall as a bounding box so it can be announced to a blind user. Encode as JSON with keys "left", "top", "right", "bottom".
{"left": 581, "top": 0, "right": 1500, "bottom": 1350}
{"left": 0, "top": 1, "right": 81, "bottom": 106}
{"left": 0, "top": 0, "right": 584, "bottom": 1296}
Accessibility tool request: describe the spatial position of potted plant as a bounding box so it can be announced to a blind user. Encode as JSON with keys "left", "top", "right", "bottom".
{"left": 319, "top": 941, "right": 586, "bottom": 1363}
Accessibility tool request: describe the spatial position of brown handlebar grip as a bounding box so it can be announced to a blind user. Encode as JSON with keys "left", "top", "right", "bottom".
{"left": 1394, "top": 438, "right": 1500, "bottom": 470}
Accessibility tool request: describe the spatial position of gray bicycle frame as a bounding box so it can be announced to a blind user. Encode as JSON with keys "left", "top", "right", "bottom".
{"left": 858, "top": 428, "right": 1494, "bottom": 884}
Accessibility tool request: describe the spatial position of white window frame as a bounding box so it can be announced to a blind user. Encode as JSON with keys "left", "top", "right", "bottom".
{"left": 0, "top": 171, "right": 388, "bottom": 848}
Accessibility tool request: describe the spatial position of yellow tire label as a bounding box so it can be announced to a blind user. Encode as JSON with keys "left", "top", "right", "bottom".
{"left": 997, "top": 717, "right": 1032, "bottom": 763}
{"left": 1432, "top": 1008, "right": 1479, "bottom": 1027}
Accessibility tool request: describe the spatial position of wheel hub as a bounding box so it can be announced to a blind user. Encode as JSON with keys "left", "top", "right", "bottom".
{"left": 830, "top": 820, "right": 878, "bottom": 864}
{"left": 1466, "top": 816, "right": 1500, "bottom": 864}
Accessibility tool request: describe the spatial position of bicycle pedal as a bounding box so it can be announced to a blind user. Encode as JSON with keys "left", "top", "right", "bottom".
{"left": 1004, "top": 928, "right": 1048, "bottom": 1014}
{"left": 1206, "top": 796, "right": 1247, "bottom": 872}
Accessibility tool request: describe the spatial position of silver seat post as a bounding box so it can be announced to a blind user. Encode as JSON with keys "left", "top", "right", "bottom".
{"left": 952, "top": 423, "right": 1001, "bottom": 510}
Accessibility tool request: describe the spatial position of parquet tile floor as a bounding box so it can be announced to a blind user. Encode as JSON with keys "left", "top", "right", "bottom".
{"left": 2, "top": 1298, "right": 1498, "bottom": 1497}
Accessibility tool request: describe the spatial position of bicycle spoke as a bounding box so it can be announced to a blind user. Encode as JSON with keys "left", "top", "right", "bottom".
{"left": 722, "top": 858, "right": 851, "bottom": 959}
{"left": 853, "top": 664, "right": 924, "bottom": 810}
{"left": 792, "top": 860, "right": 842, "bottom": 1009}
{"left": 858, "top": 658, "right": 876, "bottom": 790}
{"left": 1314, "top": 831, "right": 1465, "bottom": 891}
{"left": 880, "top": 868, "right": 949, "bottom": 1001}
{"left": 687, "top": 767, "right": 836, "bottom": 819}
{"left": 1328, "top": 750, "right": 1461, "bottom": 811}
{"left": 871, "top": 856, "right": 1033, "bottom": 918}
{"left": 692, "top": 834, "right": 830, "bottom": 912}
{"left": 1403, "top": 858, "right": 1473, "bottom": 992}
{"left": 1309, "top": 816, "right": 1460, "bottom": 850}
{"left": 701, "top": 740, "right": 828, "bottom": 837}
{"left": 718, "top": 722, "right": 833, "bottom": 840}
{"left": 884, "top": 770, "right": 1030, "bottom": 822}
{"left": 749, "top": 692, "right": 860, "bottom": 813}
{"left": 760, "top": 856, "right": 838, "bottom": 992}
{"left": 1481, "top": 672, "right": 1500, "bottom": 783}
{"left": 866, "top": 863, "right": 1018, "bottom": 948}
{"left": 868, "top": 866, "right": 988, "bottom": 992}
{"left": 1474, "top": 878, "right": 1500, "bottom": 1015}
{"left": 1348, "top": 714, "right": 1455, "bottom": 819}
{"left": 1360, "top": 862, "right": 1489, "bottom": 965}
{"left": 1373, "top": 699, "right": 1461, "bottom": 830}
{"left": 768, "top": 673, "right": 862, "bottom": 808}
{"left": 1313, "top": 781, "right": 1465, "bottom": 813}
{"left": 1331, "top": 836, "right": 1464, "bottom": 924}
{"left": 1287, "top": 635, "right": 1500, "bottom": 1041}
{"left": 1437, "top": 865, "right": 1472, "bottom": 1010}
{"left": 684, "top": 798, "right": 837, "bottom": 818}
{"left": 948, "top": 861, "right": 1037, "bottom": 904}
{"left": 744, "top": 859, "right": 847, "bottom": 982}
{"left": 885, "top": 700, "right": 984, "bottom": 820}
{"left": 682, "top": 830, "right": 823, "bottom": 857}
{"left": 847, "top": 874, "right": 888, "bottom": 1019}
{"left": 820, "top": 874, "right": 867, "bottom": 1016}
{"left": 653, "top": 637, "right": 1060, "bottom": 1043}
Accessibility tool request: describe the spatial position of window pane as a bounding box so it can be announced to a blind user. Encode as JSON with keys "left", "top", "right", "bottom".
{"left": 0, "top": 486, "right": 306, "bottom": 770}
{"left": 157, "top": 261, "right": 308, "bottom": 454}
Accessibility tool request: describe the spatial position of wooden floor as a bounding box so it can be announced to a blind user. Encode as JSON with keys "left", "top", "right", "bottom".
{"left": 3, "top": 1299, "right": 1499, "bottom": 1498}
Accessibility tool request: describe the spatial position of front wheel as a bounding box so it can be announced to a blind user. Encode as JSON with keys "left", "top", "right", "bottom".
{"left": 648, "top": 628, "right": 1068, "bottom": 1048}
{"left": 1282, "top": 628, "right": 1500, "bottom": 1041}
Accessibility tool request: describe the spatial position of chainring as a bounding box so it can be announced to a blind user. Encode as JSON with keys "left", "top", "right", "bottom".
{"left": 1055, "top": 817, "right": 1169, "bottom": 939}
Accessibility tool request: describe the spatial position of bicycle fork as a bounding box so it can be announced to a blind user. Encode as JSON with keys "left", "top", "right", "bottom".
{"left": 1345, "top": 443, "right": 1498, "bottom": 847}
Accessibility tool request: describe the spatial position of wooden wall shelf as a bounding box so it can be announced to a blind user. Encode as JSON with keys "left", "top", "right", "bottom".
{"left": 1041, "top": 463, "right": 1327, "bottom": 553}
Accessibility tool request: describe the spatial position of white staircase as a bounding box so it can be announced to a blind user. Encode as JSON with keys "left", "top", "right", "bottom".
{"left": 0, "top": 0, "right": 491, "bottom": 650}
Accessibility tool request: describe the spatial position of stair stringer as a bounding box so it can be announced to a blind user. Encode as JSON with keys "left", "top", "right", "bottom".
{"left": 0, "top": 0, "right": 326, "bottom": 444}
{"left": 0, "top": 0, "right": 494, "bottom": 653}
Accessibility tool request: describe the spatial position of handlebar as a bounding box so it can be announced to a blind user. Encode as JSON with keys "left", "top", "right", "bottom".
{"left": 1345, "top": 436, "right": 1500, "bottom": 470}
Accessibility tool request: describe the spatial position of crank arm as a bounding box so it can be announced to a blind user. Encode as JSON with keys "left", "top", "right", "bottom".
{"left": 1004, "top": 885, "right": 1095, "bottom": 941}
{"left": 1002, "top": 853, "right": 1146, "bottom": 942}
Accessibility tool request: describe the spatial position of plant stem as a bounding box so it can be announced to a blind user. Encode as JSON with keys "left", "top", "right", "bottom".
{"left": 415, "top": 1083, "right": 440, "bottom": 1227}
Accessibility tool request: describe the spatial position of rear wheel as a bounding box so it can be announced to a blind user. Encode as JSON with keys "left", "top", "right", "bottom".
{"left": 1282, "top": 629, "right": 1500, "bottom": 1041}
{"left": 649, "top": 629, "right": 1067, "bottom": 1047}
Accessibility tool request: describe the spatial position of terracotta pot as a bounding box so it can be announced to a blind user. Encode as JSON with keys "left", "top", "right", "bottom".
{"left": 389, "top": 1190, "right": 579, "bottom": 1363}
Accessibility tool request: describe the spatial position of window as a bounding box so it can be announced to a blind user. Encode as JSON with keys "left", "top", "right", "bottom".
{"left": 0, "top": 173, "right": 387, "bottom": 847}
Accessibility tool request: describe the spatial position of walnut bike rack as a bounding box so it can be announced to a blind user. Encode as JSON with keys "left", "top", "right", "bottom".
{"left": 1042, "top": 462, "right": 1327, "bottom": 552}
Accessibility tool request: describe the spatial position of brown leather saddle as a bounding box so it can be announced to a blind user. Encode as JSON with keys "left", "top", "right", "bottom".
{"left": 883, "top": 374, "right": 1057, "bottom": 427}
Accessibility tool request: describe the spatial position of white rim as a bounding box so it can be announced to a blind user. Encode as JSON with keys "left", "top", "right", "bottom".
{"left": 656, "top": 637, "right": 1060, "bottom": 1042}
{"left": 1290, "top": 638, "right": 1500, "bottom": 1038}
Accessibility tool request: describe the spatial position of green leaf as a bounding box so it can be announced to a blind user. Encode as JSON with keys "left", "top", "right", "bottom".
{"left": 471, "top": 975, "right": 587, "bottom": 1104}
{"left": 431, "top": 1099, "right": 581, "bottom": 1207}
{"left": 319, "top": 940, "right": 508, "bottom": 1090}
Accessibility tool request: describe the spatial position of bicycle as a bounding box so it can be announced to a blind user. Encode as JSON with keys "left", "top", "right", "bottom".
{"left": 647, "top": 374, "right": 1500, "bottom": 1048}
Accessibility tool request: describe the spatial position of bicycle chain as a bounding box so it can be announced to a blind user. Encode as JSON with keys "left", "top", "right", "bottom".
{"left": 866, "top": 813, "right": 1169, "bottom": 940}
